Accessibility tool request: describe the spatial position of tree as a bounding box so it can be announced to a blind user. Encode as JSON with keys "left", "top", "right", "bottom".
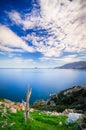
{"left": 24, "top": 86, "right": 32, "bottom": 122}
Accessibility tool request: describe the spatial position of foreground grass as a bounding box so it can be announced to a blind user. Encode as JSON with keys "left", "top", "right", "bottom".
{"left": 0, "top": 110, "right": 78, "bottom": 130}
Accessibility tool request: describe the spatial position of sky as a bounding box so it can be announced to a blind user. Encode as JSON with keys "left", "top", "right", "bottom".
{"left": 0, "top": 0, "right": 86, "bottom": 68}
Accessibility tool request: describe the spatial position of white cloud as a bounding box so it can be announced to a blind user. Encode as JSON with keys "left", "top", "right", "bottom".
{"left": 39, "top": 54, "right": 86, "bottom": 67}
{"left": 0, "top": 58, "right": 36, "bottom": 68}
{"left": 0, "top": 51, "right": 5, "bottom": 55}
{"left": 8, "top": 11, "right": 22, "bottom": 25}
{"left": 0, "top": 45, "right": 14, "bottom": 52}
{"left": 0, "top": 24, "right": 35, "bottom": 53}
{"left": 8, "top": 10, "right": 40, "bottom": 30}
{"left": 0, "top": 44, "right": 23, "bottom": 52}
{"left": 6, "top": 0, "right": 86, "bottom": 59}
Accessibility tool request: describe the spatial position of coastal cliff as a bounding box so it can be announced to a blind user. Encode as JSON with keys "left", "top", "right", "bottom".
{"left": 32, "top": 85, "right": 86, "bottom": 114}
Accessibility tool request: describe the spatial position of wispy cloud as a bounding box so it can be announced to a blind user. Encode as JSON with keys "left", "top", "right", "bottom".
{"left": 8, "top": 9, "right": 40, "bottom": 30}
{"left": 0, "top": 0, "right": 85, "bottom": 68}
{"left": 0, "top": 24, "right": 35, "bottom": 53}
{"left": 39, "top": 54, "right": 83, "bottom": 67}
{"left": 0, "top": 51, "right": 5, "bottom": 55}
{"left": 7, "top": 0, "right": 86, "bottom": 59}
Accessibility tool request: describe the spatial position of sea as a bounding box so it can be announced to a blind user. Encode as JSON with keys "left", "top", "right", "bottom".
{"left": 0, "top": 68, "right": 86, "bottom": 104}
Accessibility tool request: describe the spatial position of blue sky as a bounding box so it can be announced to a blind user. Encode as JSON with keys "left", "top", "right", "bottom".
{"left": 0, "top": 0, "right": 86, "bottom": 68}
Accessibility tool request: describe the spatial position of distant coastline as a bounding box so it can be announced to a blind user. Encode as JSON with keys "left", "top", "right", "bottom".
{"left": 54, "top": 61, "right": 86, "bottom": 69}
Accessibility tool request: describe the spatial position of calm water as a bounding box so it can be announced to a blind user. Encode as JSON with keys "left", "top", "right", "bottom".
{"left": 0, "top": 69, "right": 86, "bottom": 104}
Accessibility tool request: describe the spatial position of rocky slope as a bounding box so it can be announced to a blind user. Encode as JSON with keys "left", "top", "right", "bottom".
{"left": 32, "top": 85, "right": 86, "bottom": 114}
{"left": 0, "top": 99, "right": 34, "bottom": 113}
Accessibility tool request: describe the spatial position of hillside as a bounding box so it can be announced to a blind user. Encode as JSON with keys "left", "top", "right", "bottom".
{"left": 55, "top": 61, "right": 86, "bottom": 69}
{"left": 0, "top": 85, "right": 86, "bottom": 129}
{"left": 0, "top": 101, "right": 75, "bottom": 130}
{"left": 32, "top": 85, "right": 86, "bottom": 114}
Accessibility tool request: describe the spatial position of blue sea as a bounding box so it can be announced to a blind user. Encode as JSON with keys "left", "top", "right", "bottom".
{"left": 0, "top": 69, "right": 86, "bottom": 104}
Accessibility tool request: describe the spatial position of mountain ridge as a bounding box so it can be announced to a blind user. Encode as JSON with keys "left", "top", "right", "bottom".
{"left": 55, "top": 61, "right": 86, "bottom": 69}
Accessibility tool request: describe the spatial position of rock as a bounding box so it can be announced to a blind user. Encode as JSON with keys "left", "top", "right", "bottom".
{"left": 9, "top": 122, "right": 15, "bottom": 127}
{"left": 50, "top": 93, "right": 58, "bottom": 99}
{"left": 51, "top": 112, "right": 61, "bottom": 116}
{"left": 20, "top": 103, "right": 26, "bottom": 111}
{"left": 4, "top": 102, "right": 11, "bottom": 108}
{"left": 21, "top": 104, "right": 25, "bottom": 110}
{"left": 2, "top": 108, "right": 7, "bottom": 114}
{"left": 9, "top": 108, "right": 17, "bottom": 113}
{"left": 13, "top": 103, "right": 21, "bottom": 110}
{"left": 0, "top": 99, "right": 26, "bottom": 111}
{"left": 63, "top": 109, "right": 75, "bottom": 115}
{"left": 42, "top": 111, "right": 62, "bottom": 116}
{"left": 43, "top": 111, "right": 51, "bottom": 115}
{"left": 29, "top": 108, "right": 34, "bottom": 112}
{"left": 4, "top": 99, "right": 12, "bottom": 103}
{"left": 0, "top": 101, "right": 3, "bottom": 105}
{"left": 34, "top": 100, "right": 46, "bottom": 105}
{"left": 49, "top": 100, "right": 56, "bottom": 106}
{"left": 66, "top": 113, "right": 83, "bottom": 124}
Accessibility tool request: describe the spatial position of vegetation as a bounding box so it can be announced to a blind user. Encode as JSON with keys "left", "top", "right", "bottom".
{"left": 0, "top": 110, "right": 77, "bottom": 130}
{"left": 0, "top": 85, "right": 85, "bottom": 130}
{"left": 32, "top": 85, "right": 86, "bottom": 114}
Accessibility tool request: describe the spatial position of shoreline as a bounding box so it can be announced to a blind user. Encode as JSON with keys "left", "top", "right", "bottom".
{"left": 0, "top": 84, "right": 86, "bottom": 114}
